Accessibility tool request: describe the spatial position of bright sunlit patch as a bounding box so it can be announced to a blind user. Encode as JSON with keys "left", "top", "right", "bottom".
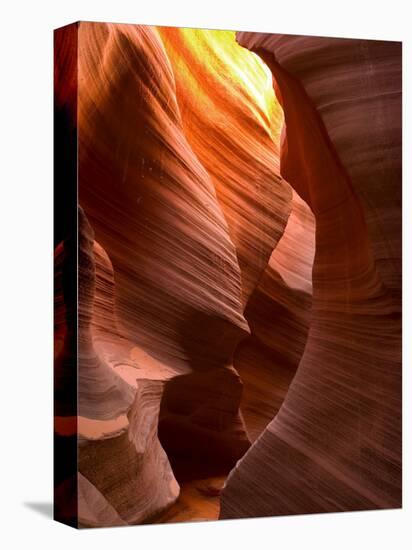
{"left": 158, "top": 27, "right": 283, "bottom": 139}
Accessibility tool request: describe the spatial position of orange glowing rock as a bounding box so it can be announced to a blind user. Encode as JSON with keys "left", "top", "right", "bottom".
{"left": 54, "top": 22, "right": 402, "bottom": 528}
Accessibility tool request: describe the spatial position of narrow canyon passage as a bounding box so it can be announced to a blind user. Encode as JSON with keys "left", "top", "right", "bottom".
{"left": 76, "top": 25, "right": 310, "bottom": 524}
{"left": 154, "top": 188, "right": 316, "bottom": 523}
{"left": 150, "top": 29, "right": 316, "bottom": 522}
{"left": 54, "top": 23, "right": 401, "bottom": 527}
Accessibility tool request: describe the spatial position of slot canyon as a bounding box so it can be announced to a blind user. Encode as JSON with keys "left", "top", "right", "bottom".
{"left": 54, "top": 22, "right": 402, "bottom": 527}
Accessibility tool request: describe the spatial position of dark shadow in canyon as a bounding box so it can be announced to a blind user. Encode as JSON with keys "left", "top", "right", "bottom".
{"left": 158, "top": 311, "right": 251, "bottom": 482}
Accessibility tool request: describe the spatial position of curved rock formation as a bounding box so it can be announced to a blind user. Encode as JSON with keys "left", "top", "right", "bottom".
{"left": 220, "top": 33, "right": 402, "bottom": 518}
{"left": 158, "top": 27, "right": 291, "bottom": 305}
{"left": 79, "top": 379, "right": 179, "bottom": 526}
{"left": 56, "top": 22, "right": 294, "bottom": 527}
{"left": 235, "top": 190, "right": 315, "bottom": 441}
{"left": 54, "top": 22, "right": 401, "bottom": 527}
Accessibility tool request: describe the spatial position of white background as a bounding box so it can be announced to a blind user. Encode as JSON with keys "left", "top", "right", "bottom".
{"left": 1, "top": 0, "right": 410, "bottom": 548}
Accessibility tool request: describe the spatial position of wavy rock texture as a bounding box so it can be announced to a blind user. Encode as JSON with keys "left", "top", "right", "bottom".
{"left": 220, "top": 33, "right": 402, "bottom": 518}
{"left": 55, "top": 22, "right": 295, "bottom": 526}
{"left": 54, "top": 22, "right": 401, "bottom": 527}
{"left": 235, "top": 190, "right": 315, "bottom": 441}
{"left": 158, "top": 28, "right": 291, "bottom": 306}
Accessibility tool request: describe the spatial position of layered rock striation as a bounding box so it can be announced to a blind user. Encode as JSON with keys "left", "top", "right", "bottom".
{"left": 54, "top": 23, "right": 401, "bottom": 527}
{"left": 220, "top": 33, "right": 402, "bottom": 518}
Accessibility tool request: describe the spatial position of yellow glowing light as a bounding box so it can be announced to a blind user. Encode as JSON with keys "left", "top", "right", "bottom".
{"left": 157, "top": 27, "right": 282, "bottom": 140}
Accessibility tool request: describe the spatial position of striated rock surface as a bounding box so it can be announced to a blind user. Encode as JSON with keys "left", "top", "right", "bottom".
{"left": 220, "top": 33, "right": 402, "bottom": 518}
{"left": 54, "top": 22, "right": 401, "bottom": 527}
{"left": 77, "top": 23, "right": 250, "bottom": 368}
{"left": 75, "top": 24, "right": 262, "bottom": 498}
{"left": 235, "top": 190, "right": 315, "bottom": 441}
{"left": 56, "top": 22, "right": 295, "bottom": 527}
{"left": 158, "top": 27, "right": 291, "bottom": 305}
{"left": 79, "top": 378, "right": 179, "bottom": 526}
